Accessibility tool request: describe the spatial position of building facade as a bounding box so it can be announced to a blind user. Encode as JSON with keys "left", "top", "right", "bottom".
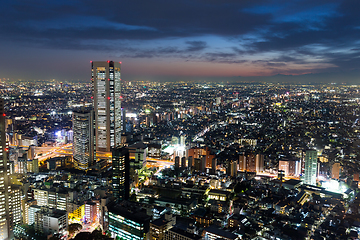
{"left": 33, "top": 189, "right": 69, "bottom": 211}
{"left": 108, "top": 203, "right": 150, "bottom": 240}
{"left": 0, "top": 98, "right": 10, "bottom": 239}
{"left": 304, "top": 150, "right": 318, "bottom": 186}
{"left": 92, "top": 61, "right": 122, "bottom": 152}
{"left": 238, "top": 153, "right": 264, "bottom": 173}
{"left": 72, "top": 109, "right": 95, "bottom": 170}
{"left": 112, "top": 147, "right": 130, "bottom": 201}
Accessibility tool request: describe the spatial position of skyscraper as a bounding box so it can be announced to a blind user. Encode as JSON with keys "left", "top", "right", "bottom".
{"left": 304, "top": 150, "right": 318, "bottom": 186}
{"left": 0, "top": 98, "right": 10, "bottom": 239}
{"left": 92, "top": 61, "right": 122, "bottom": 152}
{"left": 112, "top": 147, "right": 130, "bottom": 201}
{"left": 72, "top": 108, "right": 95, "bottom": 170}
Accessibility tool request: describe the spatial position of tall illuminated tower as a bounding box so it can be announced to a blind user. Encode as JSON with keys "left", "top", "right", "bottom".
{"left": 91, "top": 61, "right": 122, "bottom": 152}
{"left": 0, "top": 98, "right": 10, "bottom": 239}
{"left": 304, "top": 150, "right": 318, "bottom": 186}
{"left": 72, "top": 108, "right": 95, "bottom": 170}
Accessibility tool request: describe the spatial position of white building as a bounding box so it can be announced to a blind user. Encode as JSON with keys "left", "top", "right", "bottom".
{"left": 35, "top": 208, "right": 68, "bottom": 238}
{"left": 303, "top": 150, "right": 318, "bottom": 186}
{"left": 33, "top": 189, "right": 69, "bottom": 211}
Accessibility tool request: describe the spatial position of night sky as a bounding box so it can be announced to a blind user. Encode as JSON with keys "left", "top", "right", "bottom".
{"left": 1, "top": 0, "right": 360, "bottom": 83}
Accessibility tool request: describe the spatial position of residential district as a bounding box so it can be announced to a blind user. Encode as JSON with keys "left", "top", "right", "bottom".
{"left": 1, "top": 62, "right": 360, "bottom": 240}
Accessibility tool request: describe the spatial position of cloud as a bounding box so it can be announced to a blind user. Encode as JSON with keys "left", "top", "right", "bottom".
{"left": 0, "top": 0, "right": 360, "bottom": 80}
{"left": 185, "top": 41, "right": 207, "bottom": 51}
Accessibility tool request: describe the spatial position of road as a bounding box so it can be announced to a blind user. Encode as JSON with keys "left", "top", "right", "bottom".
{"left": 35, "top": 143, "right": 73, "bottom": 163}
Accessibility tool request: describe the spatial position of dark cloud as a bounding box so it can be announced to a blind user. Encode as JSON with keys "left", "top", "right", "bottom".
{"left": 0, "top": 0, "right": 271, "bottom": 42}
{"left": 201, "top": 52, "right": 247, "bottom": 64}
{"left": 185, "top": 41, "right": 207, "bottom": 51}
{"left": 0, "top": 0, "right": 360, "bottom": 81}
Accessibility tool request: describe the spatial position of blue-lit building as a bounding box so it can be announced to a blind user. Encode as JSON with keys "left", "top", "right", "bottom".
{"left": 108, "top": 202, "right": 151, "bottom": 240}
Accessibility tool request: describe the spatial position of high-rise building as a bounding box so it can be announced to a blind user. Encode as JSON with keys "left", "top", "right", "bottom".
{"left": 84, "top": 201, "right": 97, "bottom": 224}
{"left": 112, "top": 147, "right": 130, "bottom": 201}
{"left": 331, "top": 162, "right": 341, "bottom": 180}
{"left": 9, "top": 186, "right": 21, "bottom": 230}
{"left": 72, "top": 108, "right": 95, "bottom": 170}
{"left": 92, "top": 61, "right": 122, "bottom": 152}
{"left": 174, "top": 156, "right": 180, "bottom": 170}
{"left": 304, "top": 150, "right": 318, "bottom": 186}
{"left": 255, "top": 154, "right": 264, "bottom": 173}
{"left": 226, "top": 160, "right": 237, "bottom": 177}
{"left": 108, "top": 202, "right": 150, "bottom": 240}
{"left": 279, "top": 159, "right": 300, "bottom": 177}
{"left": 238, "top": 153, "right": 264, "bottom": 173}
{"left": 0, "top": 98, "right": 11, "bottom": 239}
{"left": 22, "top": 199, "right": 37, "bottom": 224}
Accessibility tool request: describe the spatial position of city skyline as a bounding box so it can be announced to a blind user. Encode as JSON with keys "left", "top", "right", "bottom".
{"left": 2, "top": 80, "right": 360, "bottom": 239}
{"left": 0, "top": 0, "right": 359, "bottom": 83}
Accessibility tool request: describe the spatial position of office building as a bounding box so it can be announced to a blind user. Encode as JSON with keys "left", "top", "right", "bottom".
{"left": 303, "top": 150, "right": 318, "bottom": 186}
{"left": 72, "top": 108, "right": 95, "bottom": 170}
{"left": 112, "top": 147, "right": 130, "bottom": 201}
{"left": 238, "top": 153, "right": 264, "bottom": 173}
{"left": 279, "top": 159, "right": 301, "bottom": 177}
{"left": 28, "top": 205, "right": 42, "bottom": 225}
{"left": 9, "top": 186, "right": 21, "bottom": 232}
{"left": 164, "top": 227, "right": 201, "bottom": 240}
{"left": 226, "top": 160, "right": 237, "bottom": 177}
{"left": 174, "top": 156, "right": 180, "bottom": 170}
{"left": 27, "top": 158, "right": 39, "bottom": 173}
{"left": 108, "top": 202, "right": 151, "bottom": 240}
{"left": 181, "top": 157, "right": 186, "bottom": 169}
{"left": 33, "top": 188, "right": 69, "bottom": 211}
{"left": 255, "top": 154, "right": 264, "bottom": 172}
{"left": 85, "top": 201, "right": 98, "bottom": 224}
{"left": 0, "top": 98, "right": 10, "bottom": 239}
{"left": 331, "top": 162, "right": 341, "bottom": 180}
{"left": 128, "top": 142, "right": 147, "bottom": 171}
{"left": 203, "top": 225, "right": 239, "bottom": 240}
{"left": 194, "top": 157, "right": 206, "bottom": 172}
{"left": 34, "top": 208, "right": 68, "bottom": 237}
{"left": 22, "top": 200, "right": 37, "bottom": 224}
{"left": 92, "top": 61, "right": 122, "bottom": 152}
{"left": 149, "top": 213, "right": 175, "bottom": 240}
